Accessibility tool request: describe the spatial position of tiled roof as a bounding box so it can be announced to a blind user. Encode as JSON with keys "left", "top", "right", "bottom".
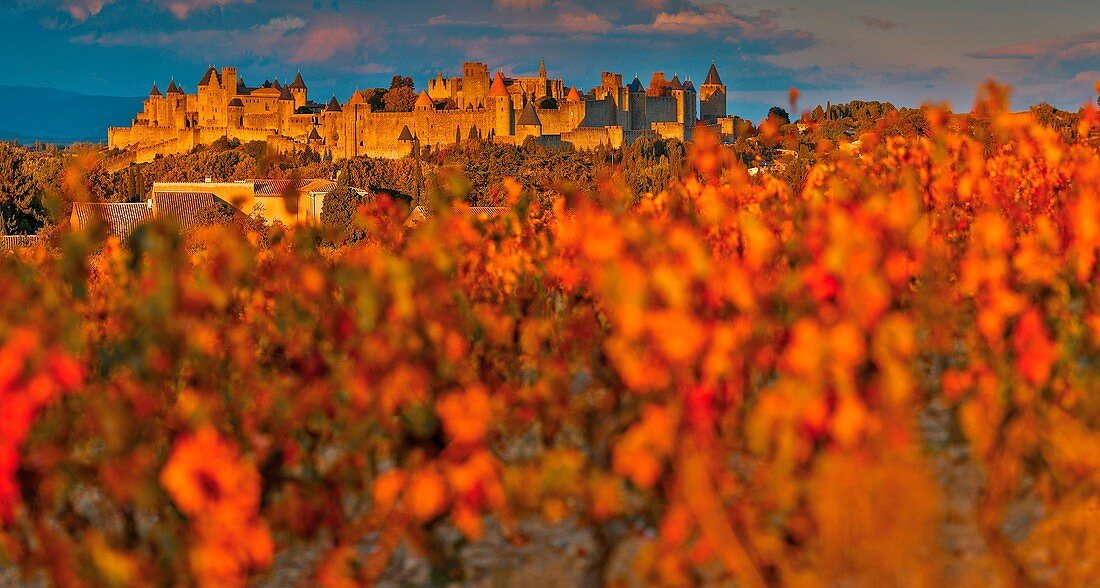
{"left": 279, "top": 86, "right": 294, "bottom": 101}
{"left": 397, "top": 125, "right": 414, "bottom": 141}
{"left": 405, "top": 205, "right": 510, "bottom": 228}
{"left": 150, "top": 83, "right": 162, "bottom": 97}
{"left": 228, "top": 98, "right": 244, "bottom": 107}
{"left": 669, "top": 75, "right": 683, "bottom": 91}
{"left": 151, "top": 192, "right": 215, "bottom": 231}
{"left": 308, "top": 128, "right": 322, "bottom": 141}
{"left": 683, "top": 79, "right": 695, "bottom": 92}
{"left": 566, "top": 86, "right": 581, "bottom": 101}
{"left": 627, "top": 77, "right": 644, "bottom": 93}
{"left": 70, "top": 202, "right": 152, "bottom": 240}
{"left": 249, "top": 179, "right": 336, "bottom": 195}
{"left": 325, "top": 96, "right": 343, "bottom": 112}
{"left": 166, "top": 79, "right": 184, "bottom": 94}
{"left": 289, "top": 71, "right": 307, "bottom": 90}
{"left": 0, "top": 235, "right": 38, "bottom": 251}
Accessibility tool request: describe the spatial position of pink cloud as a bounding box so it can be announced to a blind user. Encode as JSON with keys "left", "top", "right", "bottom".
{"left": 291, "top": 22, "right": 367, "bottom": 63}
{"left": 970, "top": 30, "right": 1100, "bottom": 61}
{"left": 494, "top": 0, "right": 546, "bottom": 9}
{"left": 858, "top": 15, "right": 898, "bottom": 31}
{"left": 555, "top": 9, "right": 612, "bottom": 35}
{"left": 629, "top": 4, "right": 798, "bottom": 40}
{"left": 161, "top": 0, "right": 253, "bottom": 19}
{"left": 61, "top": 0, "right": 113, "bottom": 21}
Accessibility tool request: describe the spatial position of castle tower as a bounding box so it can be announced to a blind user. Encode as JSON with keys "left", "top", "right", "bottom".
{"left": 197, "top": 66, "right": 221, "bottom": 126}
{"left": 428, "top": 71, "right": 451, "bottom": 102}
{"left": 682, "top": 79, "right": 698, "bottom": 128}
{"left": 625, "top": 75, "right": 645, "bottom": 132}
{"left": 165, "top": 79, "right": 185, "bottom": 128}
{"left": 228, "top": 98, "right": 244, "bottom": 129}
{"left": 516, "top": 100, "right": 542, "bottom": 145}
{"left": 221, "top": 67, "right": 238, "bottom": 100}
{"left": 699, "top": 61, "right": 727, "bottom": 122}
{"left": 289, "top": 71, "right": 308, "bottom": 111}
{"left": 323, "top": 97, "right": 343, "bottom": 154}
{"left": 669, "top": 75, "right": 685, "bottom": 123}
{"left": 147, "top": 83, "right": 162, "bottom": 126}
{"left": 278, "top": 85, "right": 295, "bottom": 131}
{"left": 462, "top": 62, "right": 490, "bottom": 108}
{"left": 487, "top": 71, "right": 513, "bottom": 140}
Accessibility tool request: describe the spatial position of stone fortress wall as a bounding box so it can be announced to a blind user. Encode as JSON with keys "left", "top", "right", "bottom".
{"left": 107, "top": 60, "right": 730, "bottom": 166}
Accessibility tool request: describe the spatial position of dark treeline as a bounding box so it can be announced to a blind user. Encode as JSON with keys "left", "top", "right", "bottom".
{"left": 0, "top": 135, "right": 687, "bottom": 233}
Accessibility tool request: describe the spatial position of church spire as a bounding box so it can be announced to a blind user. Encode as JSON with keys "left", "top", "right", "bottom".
{"left": 538, "top": 57, "right": 546, "bottom": 78}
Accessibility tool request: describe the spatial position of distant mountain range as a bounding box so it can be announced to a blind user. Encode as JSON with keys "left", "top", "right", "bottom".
{"left": 0, "top": 86, "right": 143, "bottom": 145}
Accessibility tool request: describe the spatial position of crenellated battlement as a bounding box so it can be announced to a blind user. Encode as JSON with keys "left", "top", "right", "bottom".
{"left": 108, "top": 60, "right": 727, "bottom": 160}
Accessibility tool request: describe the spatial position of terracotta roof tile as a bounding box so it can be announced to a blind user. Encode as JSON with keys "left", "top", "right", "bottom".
{"left": 151, "top": 192, "right": 216, "bottom": 231}
{"left": 0, "top": 235, "right": 38, "bottom": 251}
{"left": 70, "top": 202, "right": 152, "bottom": 241}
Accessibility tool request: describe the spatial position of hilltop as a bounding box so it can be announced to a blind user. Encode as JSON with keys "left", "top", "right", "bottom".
{"left": 0, "top": 85, "right": 142, "bottom": 144}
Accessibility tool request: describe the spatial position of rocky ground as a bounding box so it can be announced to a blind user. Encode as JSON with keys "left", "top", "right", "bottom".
{"left": 2, "top": 401, "right": 1048, "bottom": 587}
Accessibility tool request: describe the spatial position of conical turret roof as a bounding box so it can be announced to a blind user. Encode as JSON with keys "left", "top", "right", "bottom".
{"left": 279, "top": 85, "right": 294, "bottom": 101}
{"left": 669, "top": 75, "right": 683, "bottom": 91}
{"left": 149, "top": 82, "right": 162, "bottom": 97}
{"left": 272, "top": 78, "right": 282, "bottom": 91}
{"left": 166, "top": 79, "right": 183, "bottom": 94}
{"left": 289, "top": 71, "right": 307, "bottom": 89}
{"left": 517, "top": 101, "right": 541, "bottom": 126}
{"left": 414, "top": 89, "right": 434, "bottom": 109}
{"left": 308, "top": 127, "right": 322, "bottom": 141}
{"left": 683, "top": 79, "right": 695, "bottom": 92}
{"left": 704, "top": 62, "right": 723, "bottom": 86}
{"left": 397, "top": 125, "right": 414, "bottom": 142}
{"left": 566, "top": 86, "right": 581, "bottom": 101}
{"left": 627, "top": 76, "right": 644, "bottom": 93}
{"left": 488, "top": 71, "right": 509, "bottom": 98}
{"left": 324, "top": 96, "right": 342, "bottom": 112}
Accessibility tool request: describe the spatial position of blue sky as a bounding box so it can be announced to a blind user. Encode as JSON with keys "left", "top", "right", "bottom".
{"left": 6, "top": 0, "right": 1100, "bottom": 120}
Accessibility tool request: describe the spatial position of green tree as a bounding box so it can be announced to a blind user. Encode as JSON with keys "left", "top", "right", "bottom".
{"left": 768, "top": 106, "right": 791, "bottom": 125}
{"left": 0, "top": 143, "right": 46, "bottom": 233}
{"left": 383, "top": 76, "right": 417, "bottom": 112}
